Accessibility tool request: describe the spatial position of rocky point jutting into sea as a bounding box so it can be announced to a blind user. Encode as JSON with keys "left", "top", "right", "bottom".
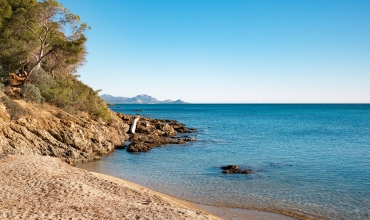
{"left": 0, "top": 99, "right": 196, "bottom": 164}
{"left": 116, "top": 113, "right": 196, "bottom": 152}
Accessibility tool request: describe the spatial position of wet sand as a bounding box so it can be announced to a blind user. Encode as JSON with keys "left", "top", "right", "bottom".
{"left": 0, "top": 154, "right": 300, "bottom": 220}
{"left": 0, "top": 155, "right": 219, "bottom": 220}
{"left": 199, "top": 205, "right": 299, "bottom": 220}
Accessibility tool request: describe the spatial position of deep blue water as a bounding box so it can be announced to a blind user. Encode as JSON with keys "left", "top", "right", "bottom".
{"left": 78, "top": 104, "right": 370, "bottom": 219}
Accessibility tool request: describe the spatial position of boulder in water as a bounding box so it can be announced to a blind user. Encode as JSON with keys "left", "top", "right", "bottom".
{"left": 221, "top": 165, "right": 253, "bottom": 175}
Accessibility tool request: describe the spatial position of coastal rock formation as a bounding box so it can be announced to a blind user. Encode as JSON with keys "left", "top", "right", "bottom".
{"left": 0, "top": 100, "right": 129, "bottom": 164}
{"left": 183, "top": 136, "right": 196, "bottom": 141}
{"left": 0, "top": 97, "right": 196, "bottom": 163}
{"left": 116, "top": 114, "right": 196, "bottom": 152}
{"left": 221, "top": 165, "right": 253, "bottom": 174}
{"left": 117, "top": 113, "right": 196, "bottom": 134}
{"left": 127, "top": 133, "right": 186, "bottom": 152}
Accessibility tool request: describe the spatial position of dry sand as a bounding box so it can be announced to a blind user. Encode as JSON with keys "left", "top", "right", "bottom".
{"left": 0, "top": 155, "right": 220, "bottom": 220}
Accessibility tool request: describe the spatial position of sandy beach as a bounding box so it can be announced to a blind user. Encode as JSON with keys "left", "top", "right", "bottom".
{"left": 0, "top": 155, "right": 220, "bottom": 220}
{"left": 0, "top": 154, "right": 301, "bottom": 220}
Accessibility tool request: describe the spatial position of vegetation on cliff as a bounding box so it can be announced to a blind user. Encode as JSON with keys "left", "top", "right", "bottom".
{"left": 0, "top": 0, "right": 109, "bottom": 120}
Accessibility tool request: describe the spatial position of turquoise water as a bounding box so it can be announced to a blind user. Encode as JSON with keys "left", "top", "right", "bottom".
{"left": 78, "top": 104, "right": 370, "bottom": 219}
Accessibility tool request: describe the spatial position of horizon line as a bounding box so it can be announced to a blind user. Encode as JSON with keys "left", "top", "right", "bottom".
{"left": 111, "top": 103, "right": 370, "bottom": 104}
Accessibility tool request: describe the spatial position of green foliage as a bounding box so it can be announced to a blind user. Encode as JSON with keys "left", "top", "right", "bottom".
{"left": 42, "top": 76, "right": 110, "bottom": 120}
{"left": 0, "top": 0, "right": 38, "bottom": 73}
{"left": 0, "top": 1, "right": 110, "bottom": 121}
{"left": 26, "top": 68, "right": 53, "bottom": 91}
{"left": 0, "top": 0, "right": 12, "bottom": 29}
{"left": 0, "top": 95, "right": 29, "bottom": 119}
{"left": 0, "top": 0, "right": 89, "bottom": 77}
{"left": 22, "top": 83, "right": 43, "bottom": 103}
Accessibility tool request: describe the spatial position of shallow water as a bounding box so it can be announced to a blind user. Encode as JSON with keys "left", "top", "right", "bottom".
{"left": 77, "top": 104, "right": 370, "bottom": 219}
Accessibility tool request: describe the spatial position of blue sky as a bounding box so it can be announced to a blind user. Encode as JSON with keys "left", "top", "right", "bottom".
{"left": 58, "top": 0, "right": 370, "bottom": 103}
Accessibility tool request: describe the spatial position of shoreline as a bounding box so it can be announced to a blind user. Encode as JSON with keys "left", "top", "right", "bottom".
{"left": 89, "top": 172, "right": 220, "bottom": 218}
{"left": 90, "top": 170, "right": 301, "bottom": 220}
{"left": 78, "top": 113, "right": 304, "bottom": 220}
{"left": 0, "top": 155, "right": 220, "bottom": 220}
{"left": 0, "top": 154, "right": 301, "bottom": 220}
{"left": 94, "top": 171, "right": 301, "bottom": 220}
{"left": 77, "top": 158, "right": 302, "bottom": 220}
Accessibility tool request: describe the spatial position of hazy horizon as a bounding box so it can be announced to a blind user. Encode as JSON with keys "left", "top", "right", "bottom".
{"left": 102, "top": 93, "right": 370, "bottom": 104}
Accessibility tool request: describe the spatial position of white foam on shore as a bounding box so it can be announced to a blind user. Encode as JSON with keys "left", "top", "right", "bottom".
{"left": 198, "top": 205, "right": 299, "bottom": 220}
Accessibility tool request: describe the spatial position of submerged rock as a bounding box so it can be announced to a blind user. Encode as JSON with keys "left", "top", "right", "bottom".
{"left": 221, "top": 165, "right": 239, "bottom": 170}
{"left": 221, "top": 165, "right": 253, "bottom": 174}
{"left": 183, "top": 137, "right": 196, "bottom": 141}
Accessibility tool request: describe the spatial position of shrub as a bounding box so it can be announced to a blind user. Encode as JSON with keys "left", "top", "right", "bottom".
{"left": 22, "top": 83, "right": 44, "bottom": 103}
{"left": 0, "top": 95, "right": 29, "bottom": 119}
{"left": 42, "top": 76, "right": 110, "bottom": 120}
{"left": 0, "top": 66, "right": 10, "bottom": 86}
{"left": 26, "top": 68, "right": 53, "bottom": 92}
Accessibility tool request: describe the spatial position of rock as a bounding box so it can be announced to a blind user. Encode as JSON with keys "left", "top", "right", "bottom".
{"left": 241, "top": 169, "right": 253, "bottom": 174}
{"left": 127, "top": 133, "right": 185, "bottom": 152}
{"left": 170, "top": 123, "right": 196, "bottom": 133}
{"left": 117, "top": 113, "right": 132, "bottom": 122}
{"left": 116, "top": 113, "right": 195, "bottom": 153}
{"left": 221, "top": 165, "right": 253, "bottom": 175}
{"left": 221, "top": 165, "right": 239, "bottom": 170}
{"left": 161, "top": 124, "right": 176, "bottom": 136}
{"left": 0, "top": 100, "right": 129, "bottom": 163}
{"left": 183, "top": 137, "right": 196, "bottom": 141}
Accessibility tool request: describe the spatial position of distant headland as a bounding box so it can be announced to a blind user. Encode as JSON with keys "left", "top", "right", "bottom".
{"left": 100, "top": 94, "right": 189, "bottom": 104}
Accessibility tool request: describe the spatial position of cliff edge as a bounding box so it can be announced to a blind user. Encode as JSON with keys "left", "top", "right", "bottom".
{"left": 0, "top": 98, "right": 129, "bottom": 164}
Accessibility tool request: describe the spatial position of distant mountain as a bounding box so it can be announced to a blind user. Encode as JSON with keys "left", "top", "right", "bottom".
{"left": 100, "top": 94, "right": 189, "bottom": 104}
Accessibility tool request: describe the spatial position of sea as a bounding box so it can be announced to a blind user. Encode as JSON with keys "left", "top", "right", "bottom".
{"left": 77, "top": 104, "right": 370, "bottom": 219}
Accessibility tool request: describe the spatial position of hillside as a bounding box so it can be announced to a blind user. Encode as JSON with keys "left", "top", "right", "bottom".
{"left": 0, "top": 96, "right": 129, "bottom": 164}
{"left": 101, "top": 94, "right": 189, "bottom": 104}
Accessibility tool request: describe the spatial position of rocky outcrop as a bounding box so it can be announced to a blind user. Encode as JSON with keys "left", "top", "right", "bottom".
{"left": 221, "top": 165, "right": 253, "bottom": 174}
{"left": 0, "top": 98, "right": 196, "bottom": 163}
{"left": 0, "top": 100, "right": 129, "bottom": 164}
{"left": 117, "top": 113, "right": 196, "bottom": 134}
{"left": 116, "top": 114, "right": 196, "bottom": 152}
{"left": 127, "top": 133, "right": 186, "bottom": 152}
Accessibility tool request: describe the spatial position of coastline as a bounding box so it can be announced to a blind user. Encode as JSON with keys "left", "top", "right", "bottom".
{"left": 93, "top": 171, "right": 301, "bottom": 220}
{"left": 0, "top": 154, "right": 300, "bottom": 220}
{"left": 80, "top": 111, "right": 304, "bottom": 220}
{"left": 77, "top": 155, "right": 303, "bottom": 220}
{"left": 0, "top": 155, "right": 220, "bottom": 220}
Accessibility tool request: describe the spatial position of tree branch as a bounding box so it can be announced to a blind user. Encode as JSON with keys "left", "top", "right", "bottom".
{"left": 24, "top": 49, "right": 55, "bottom": 83}
{"left": 31, "top": 53, "right": 38, "bottom": 61}
{"left": 27, "top": 27, "right": 43, "bottom": 42}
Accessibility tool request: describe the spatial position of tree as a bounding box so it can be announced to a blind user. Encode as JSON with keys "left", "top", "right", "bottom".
{"left": 0, "top": 0, "right": 89, "bottom": 81}
{"left": 0, "top": 0, "right": 12, "bottom": 29}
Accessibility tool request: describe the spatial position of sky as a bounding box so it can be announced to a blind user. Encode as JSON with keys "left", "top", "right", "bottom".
{"left": 58, "top": 0, "right": 370, "bottom": 103}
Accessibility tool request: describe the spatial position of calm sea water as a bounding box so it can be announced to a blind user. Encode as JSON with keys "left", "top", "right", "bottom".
{"left": 78, "top": 104, "right": 370, "bottom": 219}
